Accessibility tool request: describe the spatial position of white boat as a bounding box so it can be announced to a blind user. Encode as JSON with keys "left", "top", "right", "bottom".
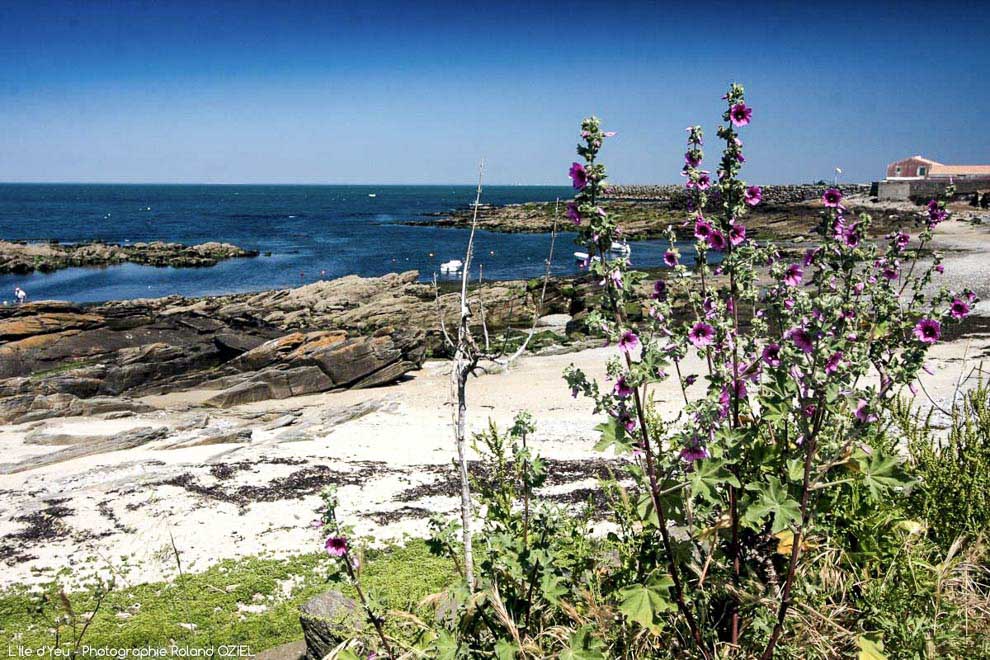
{"left": 574, "top": 251, "right": 589, "bottom": 261}
{"left": 440, "top": 259, "right": 463, "bottom": 273}
{"left": 368, "top": 193, "right": 377, "bottom": 198}
{"left": 609, "top": 241, "right": 631, "bottom": 255}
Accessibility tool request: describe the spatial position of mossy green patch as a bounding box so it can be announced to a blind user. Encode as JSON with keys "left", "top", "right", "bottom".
{"left": 0, "top": 541, "right": 454, "bottom": 654}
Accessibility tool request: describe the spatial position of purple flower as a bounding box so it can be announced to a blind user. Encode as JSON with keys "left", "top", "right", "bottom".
{"left": 565, "top": 202, "right": 581, "bottom": 225}
{"left": 935, "top": 264, "right": 945, "bottom": 274}
{"left": 688, "top": 322, "right": 715, "bottom": 348}
{"left": 706, "top": 230, "right": 727, "bottom": 251}
{"left": 694, "top": 217, "right": 713, "bottom": 240}
{"left": 825, "top": 351, "right": 843, "bottom": 374}
{"left": 325, "top": 536, "right": 348, "bottom": 557}
{"left": 950, "top": 298, "right": 971, "bottom": 319}
{"left": 729, "top": 103, "right": 752, "bottom": 127}
{"left": 783, "top": 264, "right": 803, "bottom": 287}
{"left": 913, "top": 318, "right": 941, "bottom": 344}
{"left": 728, "top": 222, "right": 746, "bottom": 246}
{"left": 680, "top": 444, "right": 710, "bottom": 462}
{"left": 684, "top": 150, "right": 701, "bottom": 167}
{"left": 613, "top": 377, "right": 633, "bottom": 399}
{"left": 610, "top": 270, "right": 623, "bottom": 289}
{"left": 822, "top": 188, "right": 843, "bottom": 208}
{"left": 663, "top": 250, "right": 679, "bottom": 267}
{"left": 684, "top": 374, "right": 698, "bottom": 387}
{"left": 651, "top": 279, "right": 667, "bottom": 300}
{"left": 786, "top": 326, "right": 814, "bottom": 353}
{"left": 894, "top": 232, "right": 910, "bottom": 249}
{"left": 927, "top": 199, "right": 948, "bottom": 227}
{"left": 854, "top": 399, "right": 877, "bottom": 424}
{"left": 569, "top": 162, "right": 588, "bottom": 190}
{"left": 762, "top": 343, "right": 782, "bottom": 367}
{"left": 618, "top": 330, "right": 640, "bottom": 354}
{"left": 743, "top": 185, "right": 762, "bottom": 207}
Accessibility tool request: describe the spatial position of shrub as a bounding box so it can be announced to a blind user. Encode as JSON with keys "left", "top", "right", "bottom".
{"left": 314, "top": 86, "right": 982, "bottom": 659}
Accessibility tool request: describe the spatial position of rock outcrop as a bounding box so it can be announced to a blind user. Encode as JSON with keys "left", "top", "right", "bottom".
{"left": 0, "top": 270, "right": 567, "bottom": 421}
{"left": 0, "top": 240, "right": 258, "bottom": 275}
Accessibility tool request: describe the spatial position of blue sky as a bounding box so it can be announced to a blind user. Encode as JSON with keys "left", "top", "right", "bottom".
{"left": 1, "top": 0, "right": 988, "bottom": 184}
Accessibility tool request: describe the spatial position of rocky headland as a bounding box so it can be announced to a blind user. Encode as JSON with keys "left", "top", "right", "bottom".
{"left": 0, "top": 239, "right": 259, "bottom": 274}
{"left": 412, "top": 185, "right": 964, "bottom": 240}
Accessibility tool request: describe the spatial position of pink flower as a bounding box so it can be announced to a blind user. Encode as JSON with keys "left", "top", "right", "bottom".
{"left": 728, "top": 222, "right": 746, "bottom": 246}
{"left": 783, "top": 264, "right": 803, "bottom": 287}
{"left": 825, "top": 351, "right": 843, "bottom": 374}
{"left": 684, "top": 150, "right": 701, "bottom": 167}
{"left": 854, "top": 399, "right": 877, "bottom": 424}
{"left": 894, "top": 232, "right": 910, "bottom": 249}
{"left": 694, "top": 218, "right": 713, "bottom": 240}
{"left": 680, "top": 444, "right": 709, "bottom": 462}
{"left": 565, "top": 202, "right": 581, "bottom": 225}
{"left": 913, "top": 318, "right": 941, "bottom": 344}
{"left": 927, "top": 199, "right": 948, "bottom": 227}
{"left": 729, "top": 103, "right": 752, "bottom": 127}
{"left": 569, "top": 162, "right": 588, "bottom": 190}
{"left": 618, "top": 330, "right": 640, "bottom": 354}
{"left": 786, "top": 326, "right": 814, "bottom": 353}
{"left": 950, "top": 298, "right": 971, "bottom": 319}
{"left": 743, "top": 185, "right": 762, "bottom": 207}
{"left": 613, "top": 377, "right": 633, "bottom": 399}
{"left": 663, "top": 251, "right": 679, "bottom": 267}
{"left": 325, "top": 536, "right": 348, "bottom": 557}
{"left": 696, "top": 171, "right": 711, "bottom": 190}
{"left": 706, "top": 230, "right": 727, "bottom": 251}
{"left": 762, "top": 343, "right": 782, "bottom": 367}
{"left": 688, "top": 322, "right": 715, "bottom": 348}
{"left": 822, "top": 188, "right": 843, "bottom": 208}
{"left": 651, "top": 279, "right": 667, "bottom": 300}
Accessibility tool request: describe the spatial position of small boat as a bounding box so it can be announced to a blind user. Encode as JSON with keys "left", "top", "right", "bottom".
{"left": 574, "top": 251, "right": 589, "bottom": 261}
{"left": 440, "top": 259, "right": 463, "bottom": 273}
{"left": 609, "top": 241, "right": 631, "bottom": 255}
{"left": 368, "top": 193, "right": 377, "bottom": 198}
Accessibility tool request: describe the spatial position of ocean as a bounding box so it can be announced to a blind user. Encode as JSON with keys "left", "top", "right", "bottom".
{"left": 0, "top": 184, "right": 689, "bottom": 303}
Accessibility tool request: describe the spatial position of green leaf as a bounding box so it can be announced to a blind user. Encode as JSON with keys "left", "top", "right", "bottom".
{"left": 854, "top": 451, "right": 908, "bottom": 499}
{"left": 617, "top": 574, "right": 676, "bottom": 630}
{"left": 541, "top": 571, "right": 567, "bottom": 603}
{"left": 559, "top": 626, "right": 606, "bottom": 660}
{"left": 856, "top": 635, "right": 887, "bottom": 660}
{"left": 594, "top": 418, "right": 631, "bottom": 452}
{"left": 689, "top": 458, "right": 740, "bottom": 502}
{"left": 434, "top": 629, "right": 458, "bottom": 660}
{"left": 495, "top": 639, "right": 517, "bottom": 660}
{"left": 742, "top": 476, "right": 802, "bottom": 533}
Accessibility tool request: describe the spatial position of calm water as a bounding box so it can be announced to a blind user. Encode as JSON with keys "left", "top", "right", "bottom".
{"left": 0, "top": 184, "right": 689, "bottom": 303}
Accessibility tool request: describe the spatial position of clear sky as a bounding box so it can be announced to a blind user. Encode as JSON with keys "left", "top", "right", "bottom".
{"left": 1, "top": 0, "right": 988, "bottom": 185}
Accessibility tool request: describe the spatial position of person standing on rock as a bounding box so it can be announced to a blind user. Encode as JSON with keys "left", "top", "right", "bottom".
{"left": 14, "top": 287, "right": 27, "bottom": 304}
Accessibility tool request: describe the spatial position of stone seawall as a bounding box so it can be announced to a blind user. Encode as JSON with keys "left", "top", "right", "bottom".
{"left": 603, "top": 183, "right": 872, "bottom": 207}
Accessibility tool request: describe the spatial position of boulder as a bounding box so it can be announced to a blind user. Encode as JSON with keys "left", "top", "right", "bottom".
{"left": 299, "top": 591, "right": 364, "bottom": 660}
{"left": 203, "top": 366, "right": 334, "bottom": 408}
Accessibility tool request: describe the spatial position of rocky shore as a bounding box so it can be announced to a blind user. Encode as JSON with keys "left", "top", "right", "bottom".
{"left": 0, "top": 271, "right": 583, "bottom": 428}
{"left": 413, "top": 187, "right": 933, "bottom": 240}
{"left": 0, "top": 239, "right": 259, "bottom": 274}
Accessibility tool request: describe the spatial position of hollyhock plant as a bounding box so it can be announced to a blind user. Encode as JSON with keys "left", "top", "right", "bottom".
{"left": 783, "top": 263, "right": 803, "bottom": 286}
{"left": 729, "top": 102, "right": 752, "bottom": 126}
{"left": 325, "top": 536, "right": 348, "bottom": 557}
{"left": 949, "top": 297, "right": 971, "bottom": 319}
{"left": 822, "top": 187, "right": 843, "bottom": 208}
{"left": 565, "top": 201, "right": 581, "bottom": 225}
{"left": 569, "top": 162, "right": 587, "bottom": 190}
{"left": 554, "top": 87, "right": 970, "bottom": 659}
{"left": 688, "top": 322, "right": 715, "bottom": 348}
{"left": 913, "top": 318, "right": 941, "bottom": 344}
{"left": 728, "top": 222, "right": 746, "bottom": 246}
{"left": 743, "top": 185, "right": 762, "bottom": 206}
{"left": 618, "top": 330, "right": 639, "bottom": 353}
